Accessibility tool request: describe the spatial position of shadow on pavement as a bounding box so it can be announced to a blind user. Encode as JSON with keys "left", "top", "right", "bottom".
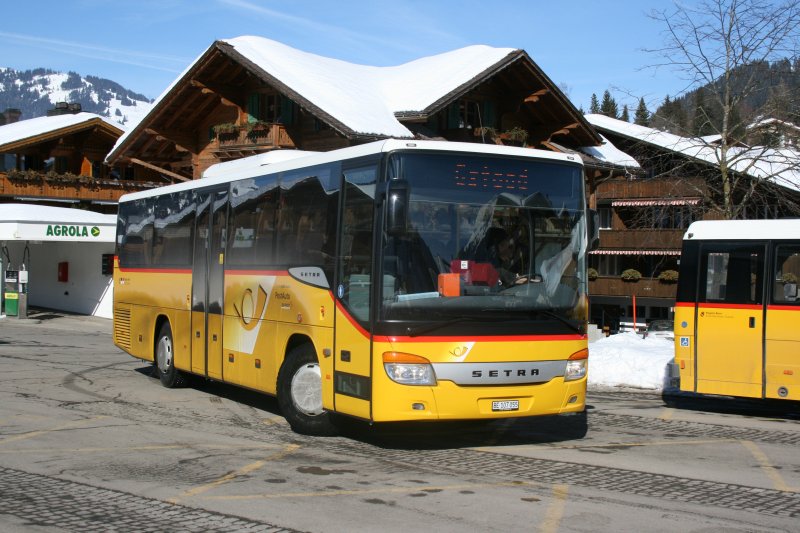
{"left": 662, "top": 389, "right": 800, "bottom": 420}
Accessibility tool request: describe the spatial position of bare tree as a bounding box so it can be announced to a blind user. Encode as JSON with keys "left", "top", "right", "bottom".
{"left": 646, "top": 0, "right": 800, "bottom": 219}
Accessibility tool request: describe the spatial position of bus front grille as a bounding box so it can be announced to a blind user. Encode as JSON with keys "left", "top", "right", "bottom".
{"left": 114, "top": 307, "right": 132, "bottom": 350}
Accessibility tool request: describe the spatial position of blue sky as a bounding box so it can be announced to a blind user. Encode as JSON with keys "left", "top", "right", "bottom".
{"left": 0, "top": 0, "right": 695, "bottom": 114}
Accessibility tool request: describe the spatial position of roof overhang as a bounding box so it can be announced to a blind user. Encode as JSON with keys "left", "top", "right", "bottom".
{"left": 0, "top": 118, "right": 123, "bottom": 153}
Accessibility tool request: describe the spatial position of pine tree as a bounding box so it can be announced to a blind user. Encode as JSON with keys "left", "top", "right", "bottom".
{"left": 620, "top": 104, "right": 630, "bottom": 122}
{"left": 589, "top": 93, "right": 600, "bottom": 114}
{"left": 692, "top": 88, "right": 716, "bottom": 136}
{"left": 634, "top": 97, "right": 650, "bottom": 126}
{"left": 600, "top": 90, "right": 619, "bottom": 119}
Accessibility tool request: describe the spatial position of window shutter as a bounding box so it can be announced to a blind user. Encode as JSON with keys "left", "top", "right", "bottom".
{"left": 482, "top": 100, "right": 496, "bottom": 128}
{"left": 247, "top": 93, "right": 261, "bottom": 123}
{"left": 447, "top": 102, "right": 460, "bottom": 129}
{"left": 280, "top": 96, "right": 295, "bottom": 125}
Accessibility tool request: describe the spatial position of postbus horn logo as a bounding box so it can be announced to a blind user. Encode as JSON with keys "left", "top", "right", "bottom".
{"left": 233, "top": 285, "right": 269, "bottom": 330}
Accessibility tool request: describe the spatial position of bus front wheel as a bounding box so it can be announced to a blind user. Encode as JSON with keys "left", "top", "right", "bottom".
{"left": 277, "top": 345, "right": 337, "bottom": 436}
{"left": 155, "top": 322, "right": 186, "bottom": 388}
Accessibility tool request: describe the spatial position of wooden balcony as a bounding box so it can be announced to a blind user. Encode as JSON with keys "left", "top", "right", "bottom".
{"left": 589, "top": 275, "right": 677, "bottom": 299}
{"left": 598, "top": 229, "right": 684, "bottom": 250}
{"left": 0, "top": 172, "right": 160, "bottom": 203}
{"left": 211, "top": 123, "right": 295, "bottom": 154}
{"left": 597, "top": 177, "right": 707, "bottom": 200}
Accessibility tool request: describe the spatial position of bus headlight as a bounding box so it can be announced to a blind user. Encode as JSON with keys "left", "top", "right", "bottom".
{"left": 383, "top": 352, "right": 437, "bottom": 386}
{"left": 565, "top": 348, "right": 588, "bottom": 381}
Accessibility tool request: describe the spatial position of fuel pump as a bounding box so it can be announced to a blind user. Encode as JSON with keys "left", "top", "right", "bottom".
{"left": 0, "top": 245, "right": 5, "bottom": 316}
{"left": 3, "top": 245, "right": 18, "bottom": 317}
{"left": 17, "top": 244, "right": 29, "bottom": 318}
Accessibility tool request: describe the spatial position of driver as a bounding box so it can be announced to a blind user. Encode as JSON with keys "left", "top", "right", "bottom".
{"left": 486, "top": 227, "right": 528, "bottom": 287}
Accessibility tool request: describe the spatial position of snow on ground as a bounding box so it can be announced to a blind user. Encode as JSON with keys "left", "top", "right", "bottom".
{"left": 588, "top": 332, "right": 675, "bottom": 391}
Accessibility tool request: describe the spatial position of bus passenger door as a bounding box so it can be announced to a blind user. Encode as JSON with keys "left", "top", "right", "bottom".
{"left": 765, "top": 244, "right": 800, "bottom": 400}
{"left": 333, "top": 165, "right": 377, "bottom": 420}
{"left": 695, "top": 243, "right": 765, "bottom": 398}
{"left": 191, "top": 187, "right": 228, "bottom": 379}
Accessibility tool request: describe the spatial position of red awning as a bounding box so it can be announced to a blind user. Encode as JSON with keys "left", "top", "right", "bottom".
{"left": 611, "top": 199, "right": 701, "bottom": 207}
{"left": 589, "top": 249, "right": 681, "bottom": 256}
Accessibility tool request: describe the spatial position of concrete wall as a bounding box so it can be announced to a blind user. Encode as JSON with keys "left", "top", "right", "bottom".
{"left": 2, "top": 241, "right": 114, "bottom": 318}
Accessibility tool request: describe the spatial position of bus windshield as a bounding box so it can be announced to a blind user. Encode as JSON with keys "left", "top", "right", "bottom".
{"left": 380, "top": 152, "right": 587, "bottom": 334}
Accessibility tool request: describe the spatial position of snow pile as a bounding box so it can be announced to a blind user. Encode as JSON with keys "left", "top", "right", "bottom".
{"left": 588, "top": 332, "right": 675, "bottom": 391}
{"left": 585, "top": 113, "right": 800, "bottom": 193}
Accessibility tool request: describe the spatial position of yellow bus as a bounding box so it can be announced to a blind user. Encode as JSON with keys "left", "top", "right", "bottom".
{"left": 673, "top": 219, "right": 800, "bottom": 401}
{"left": 113, "top": 139, "right": 593, "bottom": 434}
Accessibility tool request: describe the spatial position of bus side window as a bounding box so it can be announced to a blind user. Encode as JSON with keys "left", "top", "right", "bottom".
{"left": 775, "top": 245, "right": 800, "bottom": 303}
{"left": 702, "top": 245, "right": 764, "bottom": 304}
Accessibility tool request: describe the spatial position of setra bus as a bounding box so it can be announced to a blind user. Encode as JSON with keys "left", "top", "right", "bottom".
{"left": 113, "top": 139, "right": 594, "bottom": 434}
{"left": 672, "top": 219, "right": 800, "bottom": 401}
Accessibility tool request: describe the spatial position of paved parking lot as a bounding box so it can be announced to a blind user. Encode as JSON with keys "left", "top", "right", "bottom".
{"left": 1, "top": 310, "right": 799, "bottom": 532}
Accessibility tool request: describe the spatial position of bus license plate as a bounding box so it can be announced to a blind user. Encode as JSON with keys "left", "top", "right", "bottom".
{"left": 492, "top": 400, "right": 519, "bottom": 412}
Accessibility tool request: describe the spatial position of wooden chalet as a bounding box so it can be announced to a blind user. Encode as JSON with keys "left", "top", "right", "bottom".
{"left": 106, "top": 36, "right": 612, "bottom": 182}
{"left": 585, "top": 113, "right": 800, "bottom": 331}
{"left": 0, "top": 105, "right": 158, "bottom": 211}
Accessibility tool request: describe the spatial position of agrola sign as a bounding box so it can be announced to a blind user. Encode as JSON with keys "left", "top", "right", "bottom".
{"left": 46, "top": 224, "right": 102, "bottom": 238}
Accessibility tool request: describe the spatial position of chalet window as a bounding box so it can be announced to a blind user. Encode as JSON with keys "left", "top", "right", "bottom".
{"left": 247, "top": 93, "right": 296, "bottom": 125}
{"left": 598, "top": 207, "right": 612, "bottom": 229}
{"left": 447, "top": 99, "right": 496, "bottom": 130}
{"left": 55, "top": 156, "right": 69, "bottom": 174}
{"left": 597, "top": 255, "right": 620, "bottom": 276}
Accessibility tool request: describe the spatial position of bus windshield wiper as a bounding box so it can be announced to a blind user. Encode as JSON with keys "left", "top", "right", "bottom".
{"left": 533, "top": 310, "right": 583, "bottom": 334}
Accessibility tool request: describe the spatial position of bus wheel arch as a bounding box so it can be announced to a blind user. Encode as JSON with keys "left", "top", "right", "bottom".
{"left": 277, "top": 339, "right": 337, "bottom": 436}
{"left": 154, "top": 317, "right": 186, "bottom": 388}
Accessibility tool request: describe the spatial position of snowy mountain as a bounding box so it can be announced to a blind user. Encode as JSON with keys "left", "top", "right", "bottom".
{"left": 0, "top": 67, "right": 153, "bottom": 129}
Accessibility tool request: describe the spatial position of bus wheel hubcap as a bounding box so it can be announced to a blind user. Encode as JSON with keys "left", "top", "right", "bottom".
{"left": 156, "top": 337, "right": 172, "bottom": 372}
{"left": 291, "top": 364, "right": 323, "bottom": 416}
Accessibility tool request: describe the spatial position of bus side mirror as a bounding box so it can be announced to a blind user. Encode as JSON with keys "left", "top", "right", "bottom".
{"left": 386, "top": 179, "right": 410, "bottom": 236}
{"left": 588, "top": 209, "right": 600, "bottom": 251}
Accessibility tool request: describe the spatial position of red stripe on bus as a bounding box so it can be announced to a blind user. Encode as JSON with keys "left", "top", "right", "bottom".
{"left": 118, "top": 267, "right": 191, "bottom": 274}
{"left": 334, "top": 300, "right": 370, "bottom": 338}
{"left": 768, "top": 305, "right": 800, "bottom": 311}
{"left": 696, "top": 302, "right": 763, "bottom": 310}
{"left": 679, "top": 302, "right": 800, "bottom": 312}
{"left": 377, "top": 334, "right": 586, "bottom": 343}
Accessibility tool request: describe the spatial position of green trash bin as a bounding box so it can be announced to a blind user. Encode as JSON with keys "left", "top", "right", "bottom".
{"left": 4, "top": 290, "right": 18, "bottom": 316}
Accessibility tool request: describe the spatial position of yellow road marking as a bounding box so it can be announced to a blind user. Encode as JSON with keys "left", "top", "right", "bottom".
{"left": 168, "top": 444, "right": 300, "bottom": 503}
{"left": 539, "top": 484, "right": 569, "bottom": 533}
{"left": 741, "top": 440, "right": 798, "bottom": 493}
{"left": 476, "top": 438, "right": 738, "bottom": 453}
{"left": 659, "top": 408, "right": 675, "bottom": 420}
{"left": 199, "top": 480, "right": 529, "bottom": 501}
{"left": 0, "top": 416, "right": 109, "bottom": 445}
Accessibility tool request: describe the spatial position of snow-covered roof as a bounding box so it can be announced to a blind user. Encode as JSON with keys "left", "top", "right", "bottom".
{"left": 226, "top": 36, "right": 518, "bottom": 138}
{"left": 585, "top": 114, "right": 800, "bottom": 193}
{"left": 747, "top": 117, "right": 800, "bottom": 133}
{"left": 0, "top": 112, "right": 123, "bottom": 149}
{"left": 578, "top": 134, "right": 640, "bottom": 169}
{"left": 109, "top": 37, "right": 521, "bottom": 156}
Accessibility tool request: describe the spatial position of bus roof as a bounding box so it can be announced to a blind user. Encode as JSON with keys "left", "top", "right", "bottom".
{"left": 684, "top": 219, "right": 800, "bottom": 241}
{"left": 118, "top": 139, "right": 583, "bottom": 203}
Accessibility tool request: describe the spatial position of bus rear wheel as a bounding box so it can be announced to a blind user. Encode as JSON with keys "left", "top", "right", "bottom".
{"left": 155, "top": 322, "right": 186, "bottom": 388}
{"left": 277, "top": 345, "right": 337, "bottom": 436}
